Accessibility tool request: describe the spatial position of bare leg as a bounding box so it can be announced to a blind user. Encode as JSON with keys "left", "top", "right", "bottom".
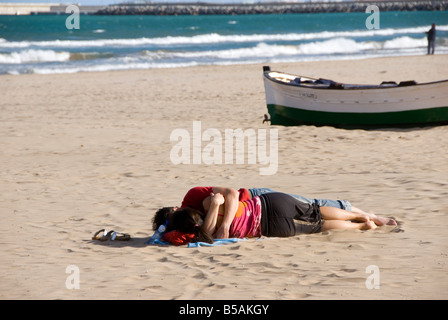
{"left": 319, "top": 206, "right": 377, "bottom": 231}
{"left": 351, "top": 206, "right": 369, "bottom": 215}
{"left": 351, "top": 206, "right": 397, "bottom": 226}
{"left": 320, "top": 206, "right": 370, "bottom": 222}
{"left": 322, "top": 219, "right": 377, "bottom": 231}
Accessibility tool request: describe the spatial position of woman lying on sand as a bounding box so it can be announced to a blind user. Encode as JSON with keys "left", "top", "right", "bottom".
{"left": 155, "top": 186, "right": 396, "bottom": 240}
{"left": 152, "top": 190, "right": 397, "bottom": 245}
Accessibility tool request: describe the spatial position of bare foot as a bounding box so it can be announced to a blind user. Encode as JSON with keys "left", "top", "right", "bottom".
{"left": 361, "top": 220, "right": 377, "bottom": 230}
{"left": 352, "top": 213, "right": 371, "bottom": 223}
{"left": 352, "top": 207, "right": 397, "bottom": 226}
{"left": 370, "top": 214, "right": 397, "bottom": 226}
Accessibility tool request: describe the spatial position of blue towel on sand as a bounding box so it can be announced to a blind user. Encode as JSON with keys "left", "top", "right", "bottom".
{"left": 188, "top": 238, "right": 244, "bottom": 247}
{"left": 148, "top": 238, "right": 244, "bottom": 247}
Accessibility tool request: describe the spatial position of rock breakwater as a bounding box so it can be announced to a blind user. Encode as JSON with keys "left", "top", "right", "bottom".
{"left": 96, "top": 1, "right": 448, "bottom": 15}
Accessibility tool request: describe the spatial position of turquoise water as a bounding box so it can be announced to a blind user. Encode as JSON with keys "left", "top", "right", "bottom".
{"left": 0, "top": 11, "right": 447, "bottom": 74}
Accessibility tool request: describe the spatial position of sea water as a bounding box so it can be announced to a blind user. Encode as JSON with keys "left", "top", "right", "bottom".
{"left": 0, "top": 11, "right": 447, "bottom": 74}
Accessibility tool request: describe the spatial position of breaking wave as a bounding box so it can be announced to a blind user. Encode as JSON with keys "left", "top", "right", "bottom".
{"left": 0, "top": 49, "right": 70, "bottom": 64}
{"left": 1, "top": 25, "right": 447, "bottom": 49}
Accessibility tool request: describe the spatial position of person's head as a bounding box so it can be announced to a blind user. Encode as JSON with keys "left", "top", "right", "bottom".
{"left": 432, "top": 23, "right": 436, "bottom": 28}
{"left": 152, "top": 206, "right": 177, "bottom": 231}
{"left": 168, "top": 207, "right": 214, "bottom": 244}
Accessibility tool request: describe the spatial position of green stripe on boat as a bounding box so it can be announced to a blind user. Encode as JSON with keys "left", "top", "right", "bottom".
{"left": 268, "top": 104, "right": 448, "bottom": 128}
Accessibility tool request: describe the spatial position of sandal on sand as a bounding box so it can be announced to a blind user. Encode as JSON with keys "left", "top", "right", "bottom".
{"left": 110, "top": 231, "right": 131, "bottom": 241}
{"left": 92, "top": 229, "right": 114, "bottom": 241}
{"left": 92, "top": 229, "right": 131, "bottom": 241}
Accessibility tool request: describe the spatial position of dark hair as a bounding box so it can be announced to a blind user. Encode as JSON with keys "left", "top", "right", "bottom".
{"left": 169, "top": 207, "right": 214, "bottom": 244}
{"left": 152, "top": 207, "right": 176, "bottom": 231}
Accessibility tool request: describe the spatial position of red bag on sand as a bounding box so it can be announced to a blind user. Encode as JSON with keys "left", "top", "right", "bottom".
{"left": 162, "top": 231, "right": 196, "bottom": 246}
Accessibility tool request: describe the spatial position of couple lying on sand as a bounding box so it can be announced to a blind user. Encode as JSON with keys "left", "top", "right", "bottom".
{"left": 152, "top": 187, "right": 397, "bottom": 245}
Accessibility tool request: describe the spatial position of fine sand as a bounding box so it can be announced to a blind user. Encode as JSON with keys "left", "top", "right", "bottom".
{"left": 1, "top": 55, "right": 447, "bottom": 300}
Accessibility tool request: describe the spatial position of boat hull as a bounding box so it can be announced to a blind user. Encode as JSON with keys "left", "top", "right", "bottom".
{"left": 267, "top": 104, "right": 448, "bottom": 128}
{"left": 263, "top": 70, "right": 448, "bottom": 128}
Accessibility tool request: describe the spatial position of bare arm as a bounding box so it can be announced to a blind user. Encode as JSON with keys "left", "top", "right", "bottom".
{"left": 201, "top": 193, "right": 224, "bottom": 236}
{"left": 212, "top": 187, "right": 239, "bottom": 239}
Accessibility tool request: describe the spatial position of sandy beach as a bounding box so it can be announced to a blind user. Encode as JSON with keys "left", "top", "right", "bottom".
{"left": 1, "top": 55, "right": 447, "bottom": 300}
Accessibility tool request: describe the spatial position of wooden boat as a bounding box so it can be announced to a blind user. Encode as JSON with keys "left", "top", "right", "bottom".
{"left": 262, "top": 66, "right": 448, "bottom": 128}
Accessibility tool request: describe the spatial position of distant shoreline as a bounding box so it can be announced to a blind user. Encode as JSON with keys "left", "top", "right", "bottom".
{"left": 96, "top": 1, "right": 448, "bottom": 16}
{"left": 1, "top": 1, "right": 447, "bottom": 16}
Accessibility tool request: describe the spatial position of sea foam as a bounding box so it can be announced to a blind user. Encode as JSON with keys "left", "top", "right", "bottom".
{"left": 0, "top": 49, "right": 70, "bottom": 64}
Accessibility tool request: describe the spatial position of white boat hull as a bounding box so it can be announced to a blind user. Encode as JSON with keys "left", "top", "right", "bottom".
{"left": 263, "top": 68, "right": 448, "bottom": 128}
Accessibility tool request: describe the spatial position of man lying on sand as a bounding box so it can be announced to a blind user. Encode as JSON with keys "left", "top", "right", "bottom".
{"left": 152, "top": 187, "right": 397, "bottom": 245}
